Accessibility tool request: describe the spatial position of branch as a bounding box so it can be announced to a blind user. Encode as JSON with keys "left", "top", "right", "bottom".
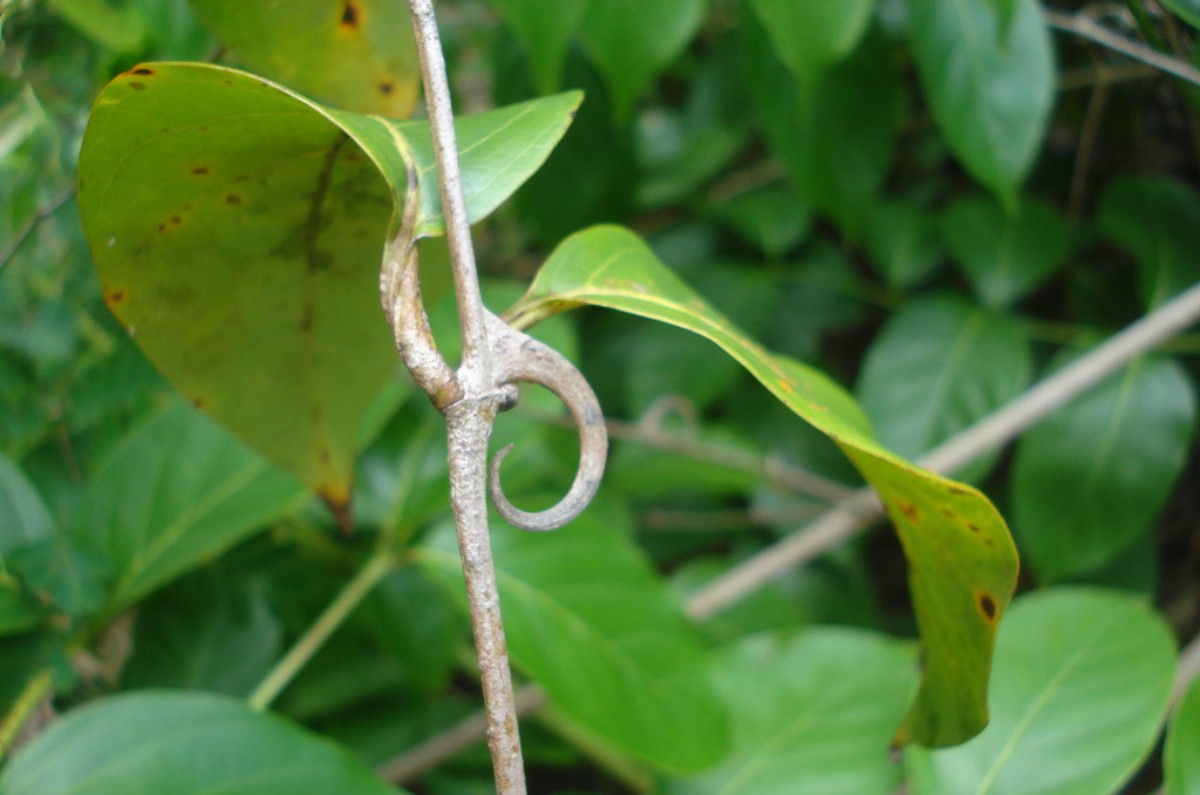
{"left": 1044, "top": 7, "right": 1200, "bottom": 88}
{"left": 1174, "top": 630, "right": 1200, "bottom": 707}
{"left": 524, "top": 395, "right": 855, "bottom": 505}
{"left": 377, "top": 279, "right": 1200, "bottom": 780}
{"left": 0, "top": 189, "right": 74, "bottom": 273}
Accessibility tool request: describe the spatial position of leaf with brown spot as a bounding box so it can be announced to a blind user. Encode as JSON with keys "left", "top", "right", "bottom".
{"left": 189, "top": 0, "right": 420, "bottom": 117}
{"left": 508, "top": 225, "right": 1019, "bottom": 748}
{"left": 79, "top": 62, "right": 581, "bottom": 509}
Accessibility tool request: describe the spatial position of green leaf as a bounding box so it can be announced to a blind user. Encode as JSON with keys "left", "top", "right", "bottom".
{"left": 418, "top": 503, "right": 730, "bottom": 773}
{"left": 709, "top": 184, "right": 811, "bottom": 259}
{"left": 746, "top": 0, "right": 875, "bottom": 82}
{"left": 0, "top": 691, "right": 407, "bottom": 795}
{"left": 942, "top": 195, "right": 1076, "bottom": 308}
{"left": 7, "top": 540, "right": 108, "bottom": 619}
{"left": 1166, "top": 677, "right": 1200, "bottom": 795}
{"left": 189, "top": 0, "right": 420, "bottom": 117}
{"left": 578, "top": 0, "right": 705, "bottom": 121}
{"left": 492, "top": 0, "right": 588, "bottom": 95}
{"left": 0, "top": 454, "right": 54, "bottom": 556}
{"left": 0, "top": 589, "right": 40, "bottom": 636}
{"left": 79, "top": 62, "right": 580, "bottom": 506}
{"left": 856, "top": 295, "right": 1031, "bottom": 481}
{"left": 47, "top": 0, "right": 147, "bottom": 53}
{"left": 668, "top": 628, "right": 917, "bottom": 795}
{"left": 1011, "top": 356, "right": 1196, "bottom": 581}
{"left": 741, "top": 17, "right": 903, "bottom": 234}
{"left": 122, "top": 571, "right": 283, "bottom": 696}
{"left": 1161, "top": 0, "right": 1200, "bottom": 31}
{"left": 508, "top": 225, "right": 1019, "bottom": 748}
{"left": 69, "top": 403, "right": 307, "bottom": 613}
{"left": 907, "top": 0, "right": 1054, "bottom": 205}
{"left": 1097, "top": 176, "right": 1200, "bottom": 309}
{"left": 865, "top": 202, "right": 945, "bottom": 289}
{"left": 361, "top": 566, "right": 463, "bottom": 694}
{"left": 906, "top": 588, "right": 1177, "bottom": 795}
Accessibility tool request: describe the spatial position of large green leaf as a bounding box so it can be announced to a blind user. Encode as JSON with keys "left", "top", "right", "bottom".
{"left": 189, "top": 0, "right": 420, "bottom": 117}
{"left": 122, "top": 571, "right": 283, "bottom": 697}
{"left": 1166, "top": 677, "right": 1200, "bottom": 795}
{"left": 492, "top": 0, "right": 588, "bottom": 95}
{"left": 578, "top": 0, "right": 705, "bottom": 120}
{"left": 1097, "top": 176, "right": 1200, "bottom": 309}
{"left": 741, "top": 16, "right": 903, "bottom": 234}
{"left": 418, "top": 503, "right": 730, "bottom": 773}
{"left": 0, "top": 454, "right": 54, "bottom": 556}
{"left": 908, "top": 0, "right": 1054, "bottom": 205}
{"left": 69, "top": 402, "right": 307, "bottom": 613}
{"left": 746, "top": 0, "right": 875, "bottom": 82}
{"left": 78, "top": 62, "right": 580, "bottom": 507}
{"left": 668, "top": 628, "right": 917, "bottom": 795}
{"left": 906, "top": 588, "right": 1177, "bottom": 795}
{"left": 0, "top": 691, "right": 406, "bottom": 795}
{"left": 942, "top": 195, "right": 1076, "bottom": 308}
{"left": 856, "top": 294, "right": 1031, "bottom": 482}
{"left": 1011, "top": 356, "right": 1196, "bottom": 582}
{"left": 865, "top": 202, "right": 945, "bottom": 289}
{"left": 507, "top": 225, "right": 1019, "bottom": 748}
{"left": 0, "top": 456, "right": 58, "bottom": 634}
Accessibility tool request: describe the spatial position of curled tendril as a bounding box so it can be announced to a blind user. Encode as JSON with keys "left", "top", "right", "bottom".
{"left": 484, "top": 313, "right": 607, "bottom": 532}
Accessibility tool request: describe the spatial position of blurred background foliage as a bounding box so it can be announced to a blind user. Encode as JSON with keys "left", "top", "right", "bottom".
{"left": 2, "top": 0, "right": 1200, "bottom": 793}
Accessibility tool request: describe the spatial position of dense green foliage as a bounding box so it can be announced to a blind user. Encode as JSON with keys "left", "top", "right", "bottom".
{"left": 2, "top": 1, "right": 1199, "bottom": 793}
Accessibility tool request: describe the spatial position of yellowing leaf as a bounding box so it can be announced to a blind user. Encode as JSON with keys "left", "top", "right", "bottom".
{"left": 78, "top": 62, "right": 580, "bottom": 509}
{"left": 190, "top": 0, "right": 420, "bottom": 117}
{"left": 508, "top": 225, "right": 1019, "bottom": 748}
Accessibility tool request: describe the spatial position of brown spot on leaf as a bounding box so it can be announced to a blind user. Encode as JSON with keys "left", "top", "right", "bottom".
{"left": 978, "top": 593, "right": 997, "bottom": 622}
{"left": 379, "top": 81, "right": 394, "bottom": 96}
{"left": 225, "top": 193, "right": 243, "bottom": 206}
{"left": 947, "top": 485, "right": 969, "bottom": 496}
{"left": 318, "top": 488, "right": 354, "bottom": 536}
{"left": 896, "top": 501, "right": 919, "bottom": 522}
{"left": 132, "top": 67, "right": 154, "bottom": 76}
{"left": 340, "top": 0, "right": 360, "bottom": 28}
{"left": 192, "top": 396, "right": 205, "bottom": 409}
{"left": 967, "top": 523, "right": 981, "bottom": 534}
{"left": 108, "top": 289, "right": 126, "bottom": 305}
{"left": 940, "top": 507, "right": 956, "bottom": 519}
{"left": 129, "top": 81, "right": 146, "bottom": 91}
{"left": 170, "top": 215, "right": 183, "bottom": 225}
{"left": 156, "top": 223, "right": 167, "bottom": 232}
{"left": 191, "top": 166, "right": 209, "bottom": 176}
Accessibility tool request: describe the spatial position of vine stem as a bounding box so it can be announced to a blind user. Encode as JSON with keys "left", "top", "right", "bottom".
{"left": 248, "top": 551, "right": 395, "bottom": 711}
{"left": 407, "top": 1, "right": 529, "bottom": 791}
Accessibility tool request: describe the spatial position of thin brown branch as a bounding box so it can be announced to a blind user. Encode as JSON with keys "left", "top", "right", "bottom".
{"left": 642, "top": 503, "right": 824, "bottom": 533}
{"left": 1044, "top": 7, "right": 1200, "bottom": 87}
{"left": 0, "top": 189, "right": 74, "bottom": 273}
{"left": 523, "top": 396, "right": 856, "bottom": 505}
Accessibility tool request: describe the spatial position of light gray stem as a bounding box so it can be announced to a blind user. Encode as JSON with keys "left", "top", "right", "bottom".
{"left": 408, "top": 0, "right": 489, "bottom": 382}
{"left": 444, "top": 402, "right": 527, "bottom": 795}
{"left": 406, "top": 2, "right": 531, "bottom": 792}
{"left": 1044, "top": 8, "right": 1200, "bottom": 88}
